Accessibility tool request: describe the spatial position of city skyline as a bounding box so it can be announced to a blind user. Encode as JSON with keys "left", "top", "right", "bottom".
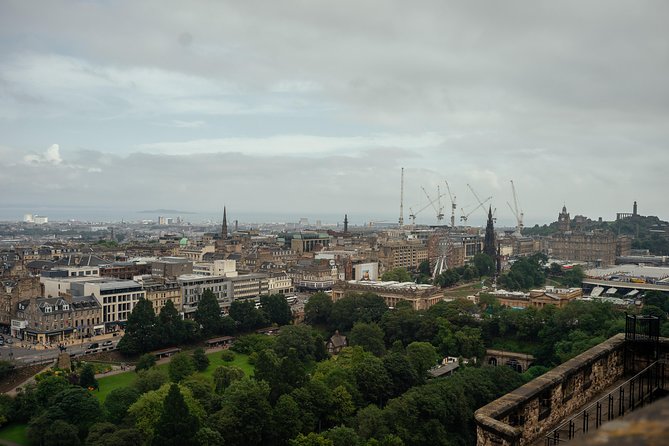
{"left": 1, "top": 1, "right": 667, "bottom": 225}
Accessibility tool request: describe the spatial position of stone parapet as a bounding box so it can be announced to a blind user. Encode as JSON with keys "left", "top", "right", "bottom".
{"left": 475, "top": 334, "right": 627, "bottom": 446}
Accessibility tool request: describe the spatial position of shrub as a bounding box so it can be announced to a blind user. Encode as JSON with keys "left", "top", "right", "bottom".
{"left": 221, "top": 350, "right": 235, "bottom": 362}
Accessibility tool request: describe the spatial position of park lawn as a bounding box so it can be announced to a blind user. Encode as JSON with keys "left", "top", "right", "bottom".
{"left": 201, "top": 351, "right": 254, "bottom": 377}
{"left": 0, "top": 423, "right": 28, "bottom": 446}
{"left": 95, "top": 351, "right": 253, "bottom": 403}
{"left": 95, "top": 370, "right": 139, "bottom": 403}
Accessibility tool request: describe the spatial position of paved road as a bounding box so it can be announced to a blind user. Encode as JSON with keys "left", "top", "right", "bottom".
{"left": 0, "top": 338, "right": 119, "bottom": 364}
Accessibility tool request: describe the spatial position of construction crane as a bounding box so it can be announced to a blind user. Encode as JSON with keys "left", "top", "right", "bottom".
{"left": 466, "top": 184, "right": 493, "bottom": 219}
{"left": 408, "top": 201, "right": 433, "bottom": 225}
{"left": 443, "top": 180, "right": 457, "bottom": 228}
{"left": 507, "top": 180, "right": 524, "bottom": 235}
{"left": 460, "top": 196, "right": 492, "bottom": 223}
{"left": 422, "top": 186, "right": 445, "bottom": 221}
{"left": 398, "top": 168, "right": 405, "bottom": 227}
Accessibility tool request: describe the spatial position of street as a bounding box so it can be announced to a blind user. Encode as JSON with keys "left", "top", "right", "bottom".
{"left": 0, "top": 337, "right": 119, "bottom": 365}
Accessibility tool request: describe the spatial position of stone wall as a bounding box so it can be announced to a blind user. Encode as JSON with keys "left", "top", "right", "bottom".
{"left": 475, "top": 334, "right": 627, "bottom": 446}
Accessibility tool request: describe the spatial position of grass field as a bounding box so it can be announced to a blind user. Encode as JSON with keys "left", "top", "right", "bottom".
{"left": 443, "top": 281, "right": 486, "bottom": 299}
{"left": 95, "top": 350, "right": 252, "bottom": 403}
{"left": 0, "top": 423, "right": 28, "bottom": 446}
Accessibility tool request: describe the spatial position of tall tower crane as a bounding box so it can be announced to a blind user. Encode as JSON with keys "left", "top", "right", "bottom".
{"left": 398, "top": 168, "right": 405, "bottom": 228}
{"left": 422, "top": 186, "right": 445, "bottom": 222}
{"left": 466, "top": 184, "right": 492, "bottom": 220}
{"left": 460, "top": 196, "right": 492, "bottom": 223}
{"left": 443, "top": 180, "right": 456, "bottom": 228}
{"left": 507, "top": 179, "right": 524, "bottom": 235}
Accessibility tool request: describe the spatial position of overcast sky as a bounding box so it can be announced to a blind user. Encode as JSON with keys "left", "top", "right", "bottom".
{"left": 0, "top": 1, "right": 667, "bottom": 226}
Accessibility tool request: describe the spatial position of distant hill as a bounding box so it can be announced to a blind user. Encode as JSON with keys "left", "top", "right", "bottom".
{"left": 523, "top": 215, "right": 669, "bottom": 255}
{"left": 138, "top": 209, "right": 197, "bottom": 214}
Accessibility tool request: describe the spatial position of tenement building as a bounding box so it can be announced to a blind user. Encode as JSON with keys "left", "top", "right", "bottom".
{"left": 12, "top": 294, "right": 102, "bottom": 343}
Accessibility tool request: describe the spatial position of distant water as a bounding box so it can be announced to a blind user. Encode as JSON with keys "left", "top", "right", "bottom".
{"left": 0, "top": 206, "right": 402, "bottom": 226}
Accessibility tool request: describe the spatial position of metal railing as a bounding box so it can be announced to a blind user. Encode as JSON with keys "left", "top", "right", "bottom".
{"left": 545, "top": 360, "right": 666, "bottom": 445}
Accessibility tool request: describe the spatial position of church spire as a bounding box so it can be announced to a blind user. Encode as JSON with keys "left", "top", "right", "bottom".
{"left": 221, "top": 206, "right": 228, "bottom": 240}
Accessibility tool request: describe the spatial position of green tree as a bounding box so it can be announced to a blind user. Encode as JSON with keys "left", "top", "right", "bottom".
{"left": 213, "top": 365, "right": 245, "bottom": 394}
{"left": 261, "top": 294, "right": 293, "bottom": 326}
{"left": 352, "top": 354, "right": 392, "bottom": 405}
{"left": 169, "top": 352, "right": 196, "bottom": 383}
{"left": 135, "top": 368, "right": 168, "bottom": 394}
{"left": 79, "top": 363, "right": 98, "bottom": 389}
{"left": 322, "top": 426, "right": 362, "bottom": 446}
{"left": 274, "top": 325, "right": 326, "bottom": 363}
{"left": 304, "top": 292, "right": 333, "bottom": 325}
{"left": 290, "top": 433, "right": 334, "bottom": 446}
{"left": 0, "top": 394, "right": 13, "bottom": 428}
{"left": 209, "top": 378, "right": 272, "bottom": 446}
{"left": 473, "top": 253, "right": 494, "bottom": 277}
{"left": 192, "top": 348, "right": 210, "bottom": 372}
{"left": 434, "top": 269, "right": 460, "bottom": 288}
{"left": 135, "top": 353, "right": 157, "bottom": 372}
{"left": 104, "top": 387, "right": 140, "bottom": 423}
{"left": 43, "top": 420, "right": 80, "bottom": 446}
{"left": 270, "top": 394, "right": 303, "bottom": 445}
{"left": 159, "top": 299, "right": 186, "bottom": 345}
{"left": 128, "top": 383, "right": 205, "bottom": 440}
{"left": 330, "top": 293, "right": 388, "bottom": 331}
{"left": 406, "top": 342, "right": 439, "bottom": 380}
{"left": 382, "top": 352, "right": 419, "bottom": 398}
{"left": 356, "top": 404, "right": 388, "bottom": 441}
{"left": 418, "top": 260, "right": 431, "bottom": 277}
{"left": 229, "top": 300, "right": 268, "bottom": 332}
{"left": 118, "top": 298, "right": 160, "bottom": 355}
{"left": 86, "top": 422, "right": 118, "bottom": 446}
{"left": 50, "top": 386, "right": 103, "bottom": 437}
{"left": 231, "top": 333, "right": 276, "bottom": 355}
{"left": 349, "top": 322, "right": 386, "bottom": 356}
{"left": 195, "top": 427, "right": 224, "bottom": 446}
{"left": 152, "top": 384, "right": 199, "bottom": 446}
{"left": 381, "top": 268, "right": 412, "bottom": 282}
{"left": 182, "top": 375, "right": 217, "bottom": 413}
{"left": 195, "top": 290, "right": 223, "bottom": 338}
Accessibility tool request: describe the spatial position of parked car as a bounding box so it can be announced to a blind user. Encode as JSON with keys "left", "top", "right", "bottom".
{"left": 5, "top": 338, "right": 12, "bottom": 344}
{"left": 102, "top": 340, "right": 113, "bottom": 347}
{"left": 0, "top": 339, "right": 4, "bottom": 346}
{"left": 87, "top": 342, "right": 99, "bottom": 350}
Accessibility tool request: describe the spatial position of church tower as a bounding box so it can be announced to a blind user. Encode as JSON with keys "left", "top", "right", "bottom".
{"left": 483, "top": 206, "right": 496, "bottom": 258}
{"left": 221, "top": 206, "right": 228, "bottom": 240}
{"left": 558, "top": 205, "right": 570, "bottom": 232}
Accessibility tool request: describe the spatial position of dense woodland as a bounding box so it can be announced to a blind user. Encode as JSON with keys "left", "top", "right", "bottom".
{"left": 2, "top": 278, "right": 664, "bottom": 446}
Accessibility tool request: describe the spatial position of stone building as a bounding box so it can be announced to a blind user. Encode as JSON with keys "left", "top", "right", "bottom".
{"left": 0, "top": 276, "right": 41, "bottom": 328}
{"left": 546, "top": 205, "right": 621, "bottom": 266}
{"left": 377, "top": 240, "right": 429, "bottom": 271}
{"left": 13, "top": 294, "right": 101, "bottom": 343}
{"left": 332, "top": 280, "right": 444, "bottom": 311}
{"left": 488, "top": 286, "right": 582, "bottom": 309}
{"left": 134, "top": 276, "right": 182, "bottom": 314}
